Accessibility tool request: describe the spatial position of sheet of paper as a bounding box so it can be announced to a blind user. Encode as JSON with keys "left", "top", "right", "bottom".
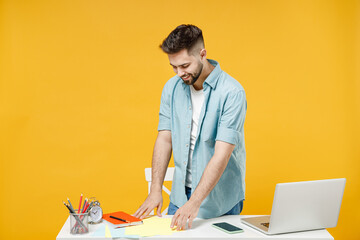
{"left": 125, "top": 216, "right": 175, "bottom": 237}
{"left": 105, "top": 225, "right": 112, "bottom": 238}
{"left": 109, "top": 226, "right": 140, "bottom": 239}
{"left": 92, "top": 223, "right": 140, "bottom": 238}
{"left": 92, "top": 224, "right": 106, "bottom": 237}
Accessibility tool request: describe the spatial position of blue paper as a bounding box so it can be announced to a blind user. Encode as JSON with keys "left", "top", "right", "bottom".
{"left": 109, "top": 226, "right": 140, "bottom": 239}
{"left": 92, "top": 223, "right": 140, "bottom": 239}
{"left": 92, "top": 224, "right": 106, "bottom": 236}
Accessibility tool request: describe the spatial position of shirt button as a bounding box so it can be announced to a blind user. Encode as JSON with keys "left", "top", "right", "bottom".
{"left": 186, "top": 144, "right": 189, "bottom": 147}
{"left": 183, "top": 161, "right": 186, "bottom": 165}
{"left": 189, "top": 107, "right": 192, "bottom": 110}
{"left": 187, "top": 124, "right": 190, "bottom": 128}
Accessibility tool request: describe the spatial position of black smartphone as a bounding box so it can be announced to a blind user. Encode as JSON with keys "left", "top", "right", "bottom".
{"left": 212, "top": 222, "right": 244, "bottom": 234}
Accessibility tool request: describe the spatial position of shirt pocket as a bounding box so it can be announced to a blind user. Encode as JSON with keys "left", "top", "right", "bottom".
{"left": 201, "top": 109, "right": 220, "bottom": 142}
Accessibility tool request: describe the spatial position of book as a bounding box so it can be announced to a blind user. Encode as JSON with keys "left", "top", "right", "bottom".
{"left": 102, "top": 211, "right": 143, "bottom": 228}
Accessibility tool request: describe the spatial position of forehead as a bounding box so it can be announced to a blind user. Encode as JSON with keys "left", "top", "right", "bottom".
{"left": 168, "top": 49, "right": 197, "bottom": 67}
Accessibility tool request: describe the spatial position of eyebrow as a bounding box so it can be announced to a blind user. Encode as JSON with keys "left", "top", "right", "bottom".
{"left": 170, "top": 62, "right": 191, "bottom": 68}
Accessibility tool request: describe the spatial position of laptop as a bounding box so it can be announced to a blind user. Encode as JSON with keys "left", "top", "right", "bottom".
{"left": 241, "top": 178, "right": 346, "bottom": 235}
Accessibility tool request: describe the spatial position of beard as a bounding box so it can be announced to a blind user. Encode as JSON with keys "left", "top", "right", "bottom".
{"left": 181, "top": 62, "right": 203, "bottom": 85}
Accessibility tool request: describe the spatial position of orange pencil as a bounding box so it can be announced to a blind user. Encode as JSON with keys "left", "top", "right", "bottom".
{"left": 77, "top": 193, "right": 83, "bottom": 213}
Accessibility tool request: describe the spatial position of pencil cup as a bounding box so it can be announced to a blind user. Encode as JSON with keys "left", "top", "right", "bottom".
{"left": 70, "top": 211, "right": 89, "bottom": 234}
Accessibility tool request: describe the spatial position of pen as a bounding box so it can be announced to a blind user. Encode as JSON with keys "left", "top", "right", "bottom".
{"left": 110, "top": 215, "right": 129, "bottom": 223}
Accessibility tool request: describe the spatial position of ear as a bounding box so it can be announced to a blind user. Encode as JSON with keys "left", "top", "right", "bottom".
{"left": 200, "top": 49, "right": 207, "bottom": 61}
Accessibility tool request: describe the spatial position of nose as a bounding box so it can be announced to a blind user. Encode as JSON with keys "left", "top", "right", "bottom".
{"left": 177, "top": 69, "right": 185, "bottom": 77}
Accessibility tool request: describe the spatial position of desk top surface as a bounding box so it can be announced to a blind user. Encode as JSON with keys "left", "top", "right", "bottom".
{"left": 56, "top": 215, "right": 334, "bottom": 240}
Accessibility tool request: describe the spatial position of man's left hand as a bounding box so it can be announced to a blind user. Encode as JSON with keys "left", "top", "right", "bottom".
{"left": 170, "top": 200, "right": 200, "bottom": 231}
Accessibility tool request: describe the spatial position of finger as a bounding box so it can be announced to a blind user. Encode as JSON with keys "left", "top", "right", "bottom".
{"left": 176, "top": 219, "right": 182, "bottom": 231}
{"left": 182, "top": 215, "right": 188, "bottom": 230}
{"left": 170, "top": 214, "right": 176, "bottom": 228}
{"left": 177, "top": 220, "right": 183, "bottom": 231}
{"left": 133, "top": 206, "right": 143, "bottom": 218}
{"left": 177, "top": 215, "right": 186, "bottom": 231}
{"left": 188, "top": 216, "right": 194, "bottom": 229}
{"left": 141, "top": 207, "right": 154, "bottom": 219}
{"left": 156, "top": 202, "right": 163, "bottom": 217}
{"left": 136, "top": 206, "right": 148, "bottom": 219}
{"left": 170, "top": 213, "right": 179, "bottom": 228}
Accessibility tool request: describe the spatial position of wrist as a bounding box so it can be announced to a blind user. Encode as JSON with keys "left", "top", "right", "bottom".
{"left": 150, "top": 185, "right": 163, "bottom": 194}
{"left": 188, "top": 195, "right": 202, "bottom": 208}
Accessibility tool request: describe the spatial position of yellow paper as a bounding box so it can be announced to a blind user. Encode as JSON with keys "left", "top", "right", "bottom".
{"left": 105, "top": 224, "right": 112, "bottom": 238}
{"left": 125, "top": 217, "right": 175, "bottom": 237}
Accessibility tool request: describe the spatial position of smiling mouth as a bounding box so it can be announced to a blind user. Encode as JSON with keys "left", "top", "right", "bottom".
{"left": 182, "top": 75, "right": 190, "bottom": 80}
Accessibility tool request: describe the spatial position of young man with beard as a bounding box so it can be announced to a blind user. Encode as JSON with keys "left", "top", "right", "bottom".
{"left": 134, "top": 24, "right": 247, "bottom": 231}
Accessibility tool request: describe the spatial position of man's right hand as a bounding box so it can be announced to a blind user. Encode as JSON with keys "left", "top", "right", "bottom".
{"left": 133, "top": 191, "right": 163, "bottom": 219}
{"left": 133, "top": 130, "right": 171, "bottom": 219}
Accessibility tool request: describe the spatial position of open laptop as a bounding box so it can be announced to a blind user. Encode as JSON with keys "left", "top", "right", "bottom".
{"left": 242, "top": 178, "right": 346, "bottom": 235}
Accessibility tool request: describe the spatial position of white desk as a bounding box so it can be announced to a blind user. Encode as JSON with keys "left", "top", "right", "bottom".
{"left": 56, "top": 215, "right": 334, "bottom": 240}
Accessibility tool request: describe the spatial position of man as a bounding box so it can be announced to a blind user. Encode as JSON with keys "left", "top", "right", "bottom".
{"left": 134, "top": 24, "right": 247, "bottom": 231}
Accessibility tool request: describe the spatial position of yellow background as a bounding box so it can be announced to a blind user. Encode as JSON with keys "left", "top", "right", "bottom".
{"left": 0, "top": 0, "right": 359, "bottom": 239}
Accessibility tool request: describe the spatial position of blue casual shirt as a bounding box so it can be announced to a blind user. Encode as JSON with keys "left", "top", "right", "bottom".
{"left": 157, "top": 59, "right": 247, "bottom": 219}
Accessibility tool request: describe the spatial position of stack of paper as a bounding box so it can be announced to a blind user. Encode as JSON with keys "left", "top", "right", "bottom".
{"left": 92, "top": 216, "right": 175, "bottom": 238}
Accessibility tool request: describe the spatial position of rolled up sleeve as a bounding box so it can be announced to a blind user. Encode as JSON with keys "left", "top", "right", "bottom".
{"left": 157, "top": 85, "right": 171, "bottom": 131}
{"left": 216, "top": 90, "right": 246, "bottom": 145}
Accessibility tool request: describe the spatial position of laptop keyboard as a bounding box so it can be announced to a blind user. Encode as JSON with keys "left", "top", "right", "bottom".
{"left": 261, "top": 222, "right": 270, "bottom": 228}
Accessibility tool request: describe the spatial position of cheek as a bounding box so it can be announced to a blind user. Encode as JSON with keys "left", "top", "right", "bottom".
{"left": 188, "top": 66, "right": 197, "bottom": 75}
{"left": 192, "top": 68, "right": 200, "bottom": 76}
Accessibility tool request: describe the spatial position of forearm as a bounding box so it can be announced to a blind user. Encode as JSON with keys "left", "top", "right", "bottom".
{"left": 189, "top": 141, "right": 234, "bottom": 206}
{"left": 150, "top": 130, "right": 172, "bottom": 193}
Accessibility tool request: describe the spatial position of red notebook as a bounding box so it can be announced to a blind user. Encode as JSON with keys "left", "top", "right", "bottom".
{"left": 102, "top": 211, "right": 143, "bottom": 228}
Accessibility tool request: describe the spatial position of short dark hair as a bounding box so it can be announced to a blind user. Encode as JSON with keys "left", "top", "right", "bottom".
{"left": 160, "top": 24, "right": 204, "bottom": 54}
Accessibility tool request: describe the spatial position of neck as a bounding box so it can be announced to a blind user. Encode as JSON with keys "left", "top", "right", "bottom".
{"left": 192, "top": 59, "right": 215, "bottom": 90}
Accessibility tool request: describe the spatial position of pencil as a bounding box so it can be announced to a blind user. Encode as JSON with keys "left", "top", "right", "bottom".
{"left": 67, "top": 198, "right": 75, "bottom": 212}
{"left": 78, "top": 194, "right": 83, "bottom": 213}
{"left": 81, "top": 198, "right": 88, "bottom": 213}
{"left": 110, "top": 215, "right": 128, "bottom": 223}
{"left": 83, "top": 201, "right": 90, "bottom": 213}
{"left": 63, "top": 201, "right": 72, "bottom": 213}
{"left": 64, "top": 201, "right": 88, "bottom": 232}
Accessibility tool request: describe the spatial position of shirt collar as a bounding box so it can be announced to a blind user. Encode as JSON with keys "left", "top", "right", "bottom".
{"left": 204, "top": 59, "right": 221, "bottom": 90}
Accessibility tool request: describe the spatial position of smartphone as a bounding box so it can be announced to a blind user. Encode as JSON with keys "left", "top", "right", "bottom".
{"left": 212, "top": 222, "right": 244, "bottom": 234}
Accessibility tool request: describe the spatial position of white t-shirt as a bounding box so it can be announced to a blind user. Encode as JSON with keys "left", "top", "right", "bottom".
{"left": 186, "top": 85, "right": 204, "bottom": 188}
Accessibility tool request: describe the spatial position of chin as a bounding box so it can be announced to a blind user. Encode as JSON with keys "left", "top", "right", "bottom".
{"left": 182, "top": 78, "right": 192, "bottom": 85}
{"left": 184, "top": 81, "right": 192, "bottom": 85}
